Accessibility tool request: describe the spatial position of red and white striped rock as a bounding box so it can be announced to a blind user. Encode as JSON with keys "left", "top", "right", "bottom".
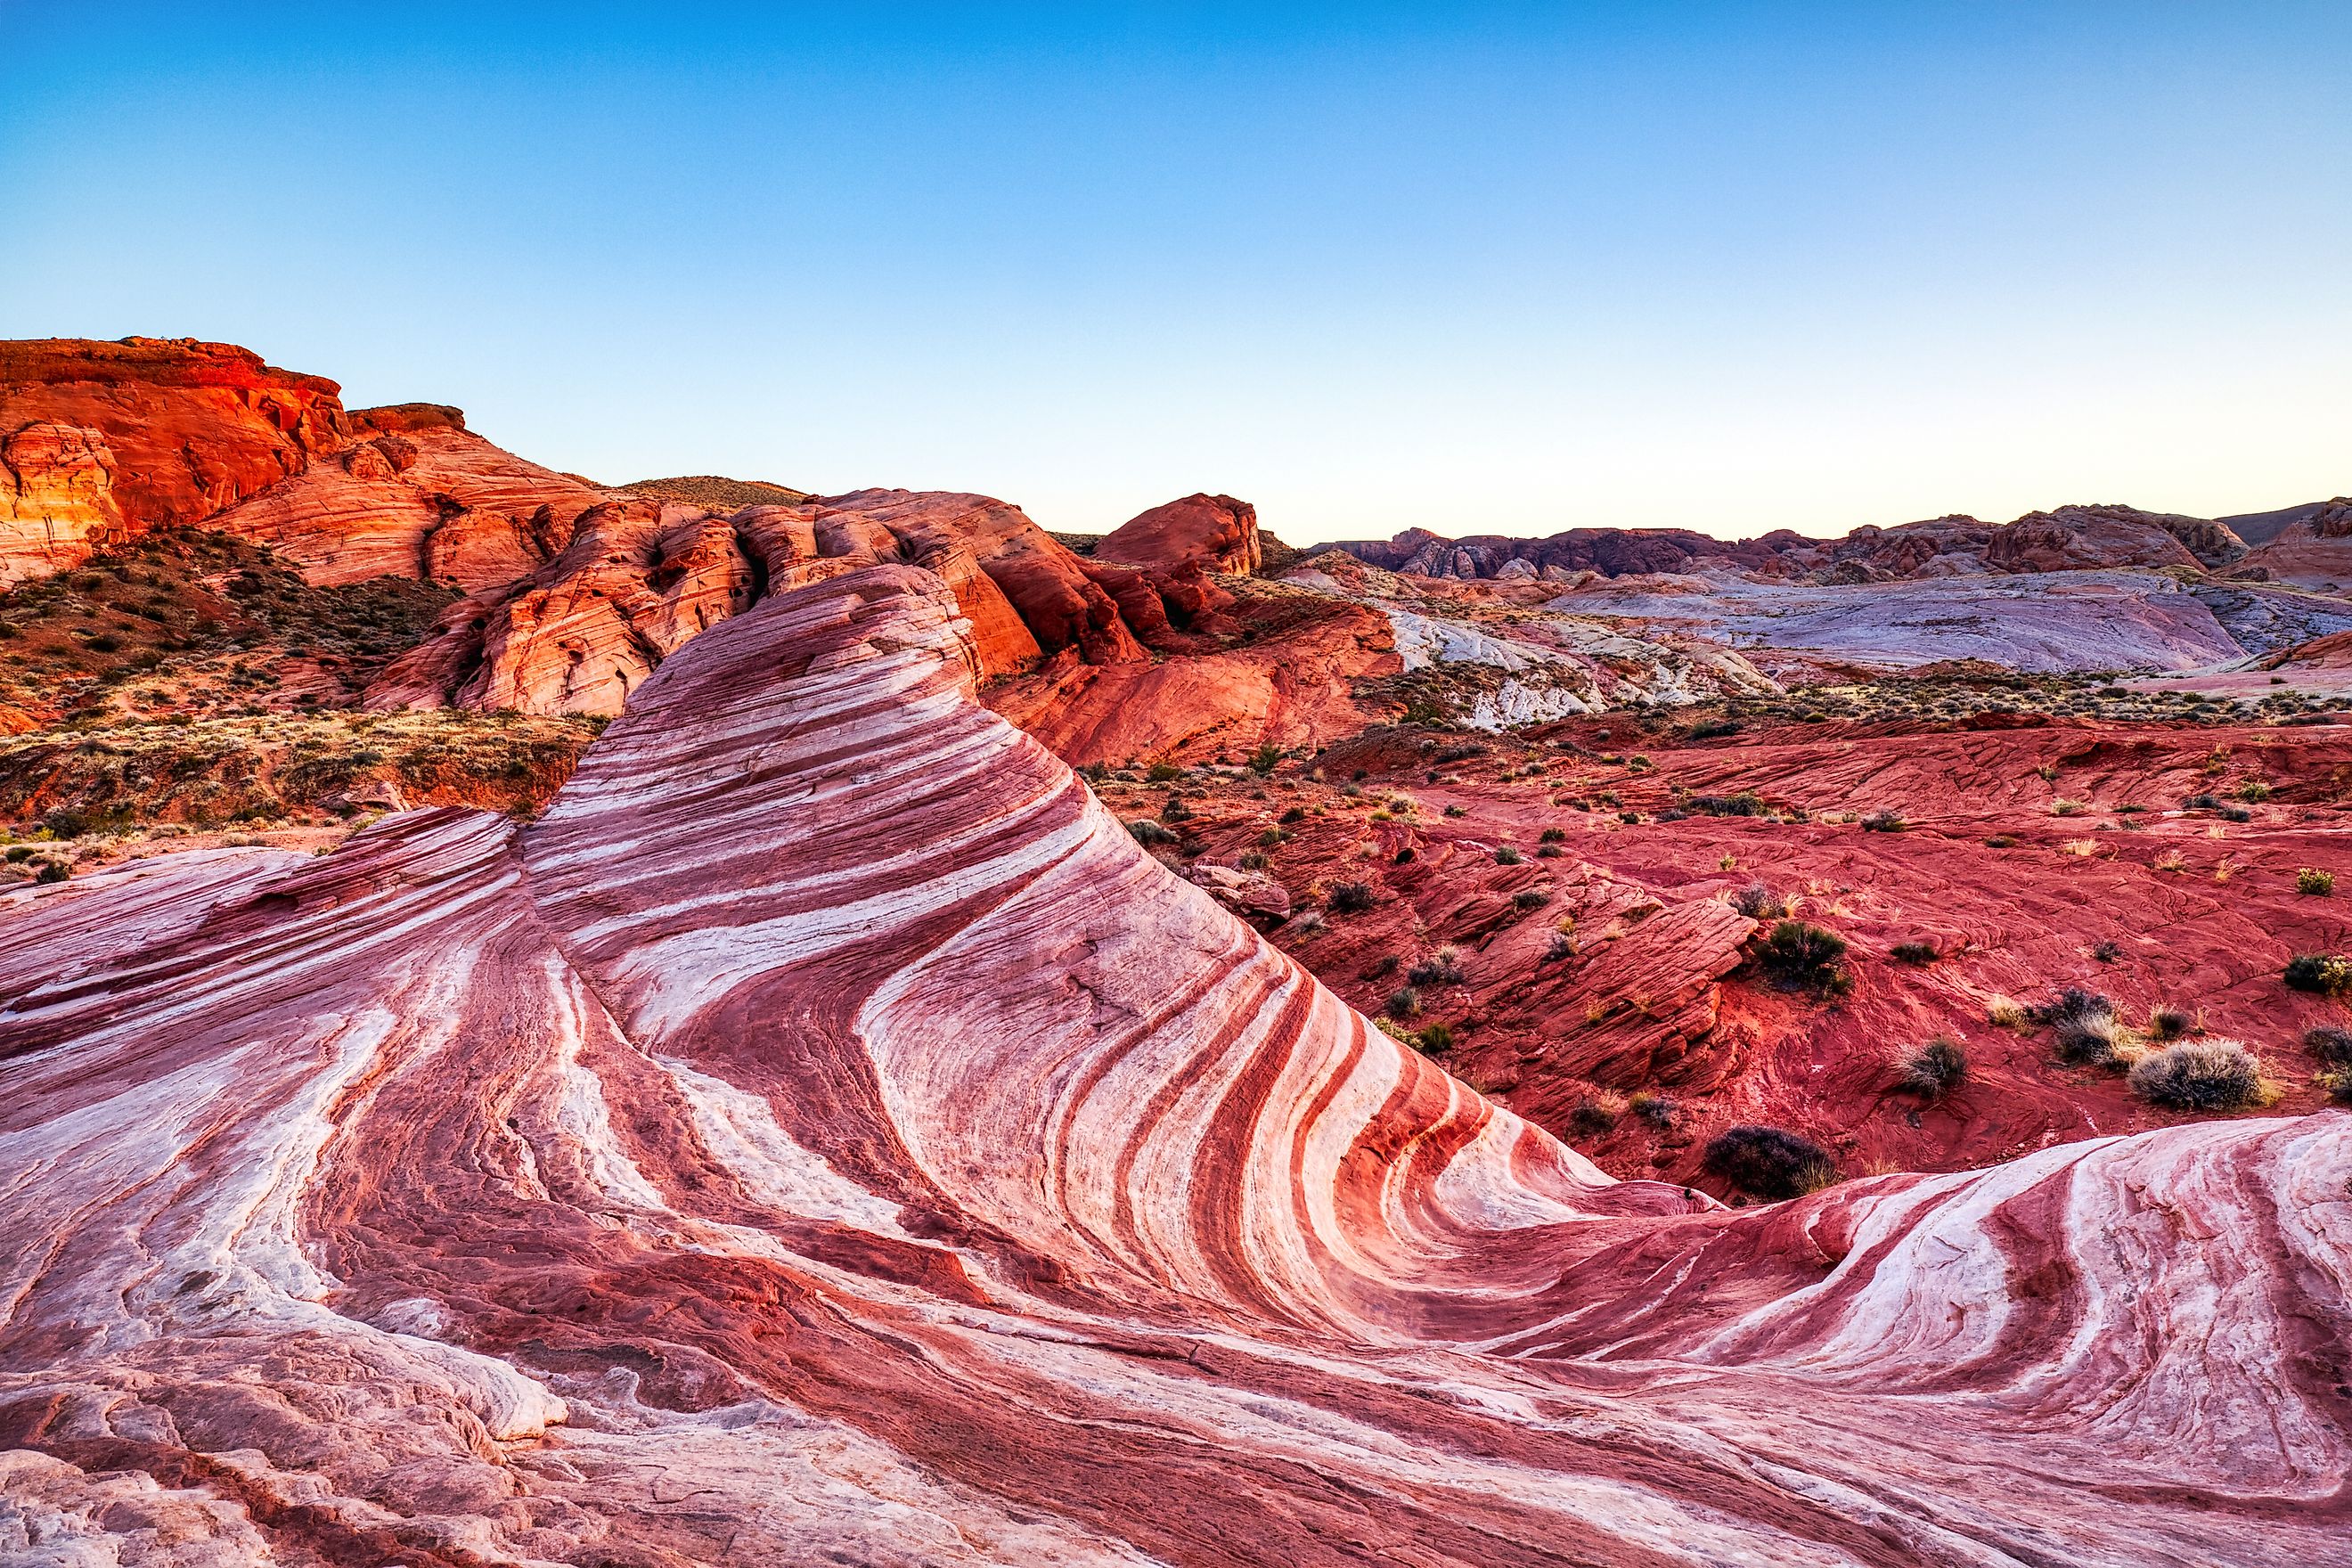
{"left": 1, "top": 564, "right": 2344, "bottom": 1565}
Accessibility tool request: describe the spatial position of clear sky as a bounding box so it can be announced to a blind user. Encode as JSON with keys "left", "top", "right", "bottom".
{"left": 4, "top": 4, "right": 2346, "bottom": 543}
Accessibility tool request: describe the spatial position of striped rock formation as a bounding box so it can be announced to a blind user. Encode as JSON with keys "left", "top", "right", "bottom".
{"left": 1, "top": 564, "right": 2346, "bottom": 1565}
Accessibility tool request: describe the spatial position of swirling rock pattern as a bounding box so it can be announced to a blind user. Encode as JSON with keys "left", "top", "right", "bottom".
{"left": 2, "top": 564, "right": 2346, "bottom": 1565}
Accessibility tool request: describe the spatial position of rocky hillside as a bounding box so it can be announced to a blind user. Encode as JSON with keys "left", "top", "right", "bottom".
{"left": 3, "top": 564, "right": 2340, "bottom": 1566}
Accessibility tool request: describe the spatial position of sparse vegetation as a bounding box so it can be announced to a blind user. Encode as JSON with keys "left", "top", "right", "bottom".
{"left": 1247, "top": 743, "right": 1283, "bottom": 777}
{"left": 2304, "top": 1026, "right": 2352, "bottom": 1068}
{"left": 1894, "top": 1035, "right": 1968, "bottom": 1098}
{"left": 1408, "top": 946, "right": 1467, "bottom": 987}
{"left": 1385, "top": 985, "right": 1422, "bottom": 1019}
{"left": 2285, "top": 953, "right": 2352, "bottom": 997}
{"left": 1127, "top": 819, "right": 1178, "bottom": 845}
{"left": 1890, "top": 941, "right": 1939, "bottom": 965}
{"left": 1732, "top": 881, "right": 1786, "bottom": 919}
{"left": 1415, "top": 1022, "right": 1455, "bottom": 1052}
{"left": 2147, "top": 1005, "right": 2193, "bottom": 1042}
{"left": 1327, "top": 880, "right": 1375, "bottom": 913}
{"left": 1753, "top": 920, "right": 1852, "bottom": 997}
{"left": 2042, "top": 987, "right": 2122, "bottom": 1066}
{"left": 1568, "top": 1093, "right": 1626, "bottom": 1138}
{"left": 2127, "top": 1039, "right": 2264, "bottom": 1112}
{"left": 1689, "top": 792, "right": 1768, "bottom": 817}
{"left": 1858, "top": 809, "right": 1906, "bottom": 833}
{"left": 2298, "top": 867, "right": 2335, "bottom": 897}
{"left": 1703, "top": 1125, "right": 1838, "bottom": 1201}
{"left": 1629, "top": 1091, "right": 1678, "bottom": 1129}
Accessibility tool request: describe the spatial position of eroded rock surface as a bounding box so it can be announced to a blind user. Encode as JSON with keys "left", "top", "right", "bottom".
{"left": 3, "top": 564, "right": 2344, "bottom": 1565}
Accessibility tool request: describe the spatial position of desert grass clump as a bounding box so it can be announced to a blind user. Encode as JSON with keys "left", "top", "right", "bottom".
{"left": 1385, "top": 985, "right": 1423, "bottom": 1020}
{"left": 2302, "top": 1026, "right": 2352, "bottom": 1069}
{"left": 1415, "top": 1021, "right": 1456, "bottom": 1053}
{"left": 2127, "top": 1038, "right": 2264, "bottom": 1112}
{"left": 1629, "top": 1091, "right": 1678, "bottom": 1128}
{"left": 1327, "top": 880, "right": 1375, "bottom": 913}
{"left": 2146, "top": 1004, "right": 2193, "bottom": 1042}
{"left": 2298, "top": 867, "right": 2335, "bottom": 897}
{"left": 1890, "top": 940, "right": 1939, "bottom": 966}
{"left": 2041, "top": 987, "right": 2122, "bottom": 1066}
{"left": 1894, "top": 1035, "right": 1968, "bottom": 1098}
{"left": 1408, "top": 946, "right": 1467, "bottom": 987}
{"left": 2284, "top": 953, "right": 2352, "bottom": 997}
{"left": 1703, "top": 1125, "right": 1839, "bottom": 1201}
{"left": 1493, "top": 845, "right": 1523, "bottom": 865}
{"left": 1754, "top": 919, "right": 1852, "bottom": 997}
{"left": 1568, "top": 1093, "right": 1626, "bottom": 1139}
{"left": 1732, "top": 881, "right": 1786, "bottom": 919}
{"left": 1858, "top": 809, "right": 1906, "bottom": 833}
{"left": 1988, "top": 995, "right": 2029, "bottom": 1029}
{"left": 2234, "top": 779, "right": 2273, "bottom": 803}
{"left": 1127, "top": 819, "right": 1177, "bottom": 846}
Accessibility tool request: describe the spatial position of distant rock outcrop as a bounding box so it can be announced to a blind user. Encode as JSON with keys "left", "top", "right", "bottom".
{"left": 1095, "top": 492, "right": 1262, "bottom": 575}
{"left": 0, "top": 338, "right": 347, "bottom": 578}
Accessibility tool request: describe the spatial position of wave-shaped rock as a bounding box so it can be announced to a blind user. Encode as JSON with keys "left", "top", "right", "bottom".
{"left": 3, "top": 563, "right": 2341, "bottom": 1564}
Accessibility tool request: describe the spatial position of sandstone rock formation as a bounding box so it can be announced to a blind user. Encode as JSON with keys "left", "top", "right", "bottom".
{"left": 2237, "top": 497, "right": 2352, "bottom": 590}
{"left": 0, "top": 339, "right": 347, "bottom": 579}
{"left": 1095, "top": 492, "right": 1262, "bottom": 575}
{"left": 2, "top": 563, "right": 2342, "bottom": 1565}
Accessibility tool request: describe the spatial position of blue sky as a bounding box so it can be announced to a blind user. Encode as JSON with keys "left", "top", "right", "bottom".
{"left": 4, "top": 4, "right": 2346, "bottom": 541}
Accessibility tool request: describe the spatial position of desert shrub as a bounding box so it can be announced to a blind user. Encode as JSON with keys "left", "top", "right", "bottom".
{"left": 1385, "top": 985, "right": 1422, "bottom": 1019}
{"left": 1688, "top": 718, "right": 1742, "bottom": 740}
{"left": 2318, "top": 1068, "right": 2352, "bottom": 1104}
{"left": 1543, "top": 929, "right": 1576, "bottom": 961}
{"left": 1568, "top": 1093, "right": 1625, "bottom": 1138}
{"left": 1539, "top": 826, "right": 1566, "bottom": 843}
{"left": 1416, "top": 1022, "right": 1455, "bottom": 1052}
{"left": 1159, "top": 796, "right": 1193, "bottom": 824}
{"left": 1327, "top": 880, "right": 1375, "bottom": 913}
{"left": 1619, "top": 810, "right": 1641, "bottom": 824}
{"left": 1629, "top": 1091, "right": 1678, "bottom": 1128}
{"left": 2050, "top": 798, "right": 2086, "bottom": 817}
{"left": 1858, "top": 809, "right": 1906, "bottom": 833}
{"left": 2298, "top": 868, "right": 2335, "bottom": 896}
{"left": 2, "top": 845, "right": 31, "bottom": 863}
{"left": 1732, "top": 882, "right": 1786, "bottom": 919}
{"left": 1278, "top": 805, "right": 1305, "bottom": 824}
{"left": 2284, "top": 953, "right": 2352, "bottom": 997}
{"left": 2091, "top": 939, "right": 2123, "bottom": 964}
{"left": 2218, "top": 805, "right": 2252, "bottom": 823}
{"left": 2303, "top": 1026, "right": 2352, "bottom": 1068}
{"left": 2183, "top": 792, "right": 2219, "bottom": 810}
{"left": 1703, "top": 1125, "right": 1838, "bottom": 1201}
{"left": 1890, "top": 941, "right": 1939, "bottom": 965}
{"left": 2146, "top": 1004, "right": 2193, "bottom": 1041}
{"left": 2038, "top": 987, "right": 2121, "bottom": 1066}
{"left": 1690, "top": 793, "right": 1767, "bottom": 817}
{"left": 1984, "top": 834, "right": 2019, "bottom": 848}
{"left": 1754, "top": 920, "right": 1851, "bottom": 996}
{"left": 1493, "top": 845, "right": 1522, "bottom": 865}
{"left": 2235, "top": 779, "right": 2272, "bottom": 802}
{"left": 1238, "top": 850, "right": 1269, "bottom": 870}
{"left": 1247, "top": 743, "right": 1283, "bottom": 776}
{"left": 1988, "top": 996, "right": 2028, "bottom": 1028}
{"left": 33, "top": 862, "right": 68, "bottom": 884}
{"left": 1147, "top": 761, "right": 1182, "bottom": 782}
{"left": 2127, "top": 1038, "right": 2263, "bottom": 1111}
{"left": 1408, "top": 947, "right": 1467, "bottom": 987}
{"left": 1127, "top": 819, "right": 1177, "bottom": 845}
{"left": 1895, "top": 1036, "right": 1968, "bottom": 1098}
{"left": 1443, "top": 804, "right": 1467, "bottom": 818}
{"left": 1512, "top": 888, "right": 1550, "bottom": 911}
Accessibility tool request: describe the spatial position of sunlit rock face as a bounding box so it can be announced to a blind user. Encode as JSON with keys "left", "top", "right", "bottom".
{"left": 2, "top": 562, "right": 2343, "bottom": 1566}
